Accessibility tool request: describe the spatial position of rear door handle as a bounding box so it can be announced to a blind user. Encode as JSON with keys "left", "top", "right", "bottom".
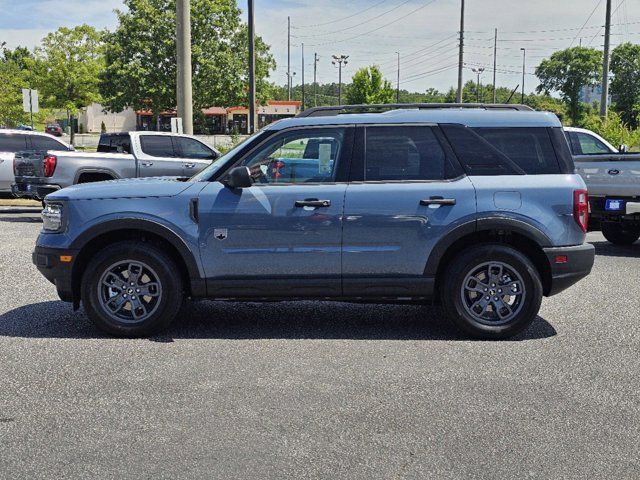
{"left": 184, "top": 163, "right": 196, "bottom": 169}
{"left": 295, "top": 199, "right": 331, "bottom": 208}
{"left": 420, "top": 196, "right": 456, "bottom": 206}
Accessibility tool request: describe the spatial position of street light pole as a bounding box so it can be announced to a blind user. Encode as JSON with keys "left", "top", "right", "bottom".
{"left": 287, "top": 16, "right": 291, "bottom": 101}
{"left": 600, "top": 0, "right": 612, "bottom": 118}
{"left": 247, "top": 0, "right": 256, "bottom": 134}
{"left": 396, "top": 51, "right": 400, "bottom": 103}
{"left": 332, "top": 54, "right": 348, "bottom": 105}
{"left": 301, "top": 43, "right": 305, "bottom": 111}
{"left": 176, "top": 0, "right": 193, "bottom": 134}
{"left": 456, "top": 0, "right": 465, "bottom": 103}
{"left": 471, "top": 67, "right": 484, "bottom": 103}
{"left": 520, "top": 48, "right": 526, "bottom": 104}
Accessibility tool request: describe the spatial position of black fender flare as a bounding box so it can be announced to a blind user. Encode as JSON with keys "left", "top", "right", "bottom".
{"left": 69, "top": 218, "right": 204, "bottom": 295}
{"left": 423, "top": 216, "right": 552, "bottom": 277}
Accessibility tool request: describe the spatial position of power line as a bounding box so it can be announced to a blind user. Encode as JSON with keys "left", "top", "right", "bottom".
{"left": 292, "top": 0, "right": 388, "bottom": 29}
{"left": 570, "top": 0, "right": 603, "bottom": 47}
{"left": 588, "top": 0, "right": 626, "bottom": 45}
{"left": 302, "top": 0, "right": 439, "bottom": 47}
{"left": 291, "top": 0, "right": 414, "bottom": 37}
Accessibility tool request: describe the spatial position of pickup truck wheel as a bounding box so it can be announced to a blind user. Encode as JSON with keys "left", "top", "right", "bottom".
{"left": 81, "top": 241, "right": 183, "bottom": 337}
{"left": 601, "top": 223, "right": 640, "bottom": 245}
{"left": 441, "top": 244, "right": 543, "bottom": 340}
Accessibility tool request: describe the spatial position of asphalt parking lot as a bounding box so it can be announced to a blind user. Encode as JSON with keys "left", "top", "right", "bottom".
{"left": 0, "top": 209, "right": 638, "bottom": 479}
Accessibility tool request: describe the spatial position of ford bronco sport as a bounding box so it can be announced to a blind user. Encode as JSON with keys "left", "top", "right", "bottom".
{"left": 33, "top": 104, "right": 595, "bottom": 339}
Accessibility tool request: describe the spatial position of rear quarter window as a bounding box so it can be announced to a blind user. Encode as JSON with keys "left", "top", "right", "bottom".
{"left": 0, "top": 134, "right": 28, "bottom": 153}
{"left": 473, "top": 127, "right": 561, "bottom": 174}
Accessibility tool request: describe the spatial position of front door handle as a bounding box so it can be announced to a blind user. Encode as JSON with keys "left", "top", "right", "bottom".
{"left": 140, "top": 161, "right": 154, "bottom": 167}
{"left": 420, "top": 196, "right": 456, "bottom": 206}
{"left": 184, "top": 163, "right": 196, "bottom": 169}
{"left": 295, "top": 199, "right": 331, "bottom": 208}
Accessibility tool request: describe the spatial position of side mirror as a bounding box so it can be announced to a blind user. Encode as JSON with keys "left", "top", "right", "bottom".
{"left": 619, "top": 144, "right": 628, "bottom": 153}
{"left": 226, "top": 166, "right": 253, "bottom": 189}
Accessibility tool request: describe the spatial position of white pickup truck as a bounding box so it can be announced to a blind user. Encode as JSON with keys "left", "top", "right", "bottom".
{"left": 12, "top": 131, "right": 219, "bottom": 200}
{"left": 567, "top": 127, "right": 640, "bottom": 245}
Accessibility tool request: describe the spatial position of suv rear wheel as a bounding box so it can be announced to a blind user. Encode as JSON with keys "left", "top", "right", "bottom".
{"left": 81, "top": 241, "right": 183, "bottom": 337}
{"left": 601, "top": 223, "right": 640, "bottom": 245}
{"left": 441, "top": 244, "right": 543, "bottom": 339}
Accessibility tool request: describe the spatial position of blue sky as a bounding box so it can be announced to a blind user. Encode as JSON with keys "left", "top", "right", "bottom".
{"left": 1, "top": 0, "right": 639, "bottom": 93}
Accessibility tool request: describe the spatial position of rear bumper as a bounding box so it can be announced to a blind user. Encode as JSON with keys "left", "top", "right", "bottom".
{"left": 589, "top": 196, "right": 640, "bottom": 228}
{"left": 12, "top": 179, "right": 60, "bottom": 200}
{"left": 543, "top": 243, "right": 595, "bottom": 296}
{"left": 33, "top": 246, "right": 78, "bottom": 303}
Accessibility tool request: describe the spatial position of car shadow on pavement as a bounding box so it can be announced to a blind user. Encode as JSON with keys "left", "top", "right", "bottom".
{"left": 591, "top": 241, "right": 639, "bottom": 258}
{"left": 0, "top": 300, "right": 557, "bottom": 342}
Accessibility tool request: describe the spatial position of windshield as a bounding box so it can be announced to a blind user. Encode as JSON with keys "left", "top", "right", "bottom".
{"left": 190, "top": 131, "right": 269, "bottom": 181}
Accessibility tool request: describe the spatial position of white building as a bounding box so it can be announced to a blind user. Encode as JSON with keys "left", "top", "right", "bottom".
{"left": 77, "top": 103, "right": 137, "bottom": 133}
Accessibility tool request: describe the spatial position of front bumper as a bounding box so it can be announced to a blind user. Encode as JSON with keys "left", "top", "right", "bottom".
{"left": 12, "top": 180, "right": 61, "bottom": 200}
{"left": 543, "top": 243, "right": 595, "bottom": 296}
{"left": 33, "top": 246, "right": 78, "bottom": 303}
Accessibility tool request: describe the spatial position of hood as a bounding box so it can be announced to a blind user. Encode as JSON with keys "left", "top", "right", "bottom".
{"left": 47, "top": 177, "right": 197, "bottom": 201}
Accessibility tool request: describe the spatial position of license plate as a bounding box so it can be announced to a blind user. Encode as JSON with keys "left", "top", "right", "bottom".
{"left": 605, "top": 199, "right": 625, "bottom": 211}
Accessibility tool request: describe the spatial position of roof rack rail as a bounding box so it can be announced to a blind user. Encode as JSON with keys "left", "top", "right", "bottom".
{"left": 297, "top": 103, "right": 534, "bottom": 118}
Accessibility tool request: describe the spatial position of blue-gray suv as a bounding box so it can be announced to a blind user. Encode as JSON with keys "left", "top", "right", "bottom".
{"left": 33, "top": 104, "right": 595, "bottom": 339}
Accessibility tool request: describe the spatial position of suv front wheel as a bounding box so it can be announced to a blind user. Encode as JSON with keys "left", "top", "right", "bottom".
{"left": 81, "top": 241, "right": 184, "bottom": 337}
{"left": 442, "top": 245, "right": 543, "bottom": 339}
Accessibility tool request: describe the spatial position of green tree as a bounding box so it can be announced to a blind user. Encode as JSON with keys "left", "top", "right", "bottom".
{"left": 535, "top": 47, "right": 602, "bottom": 125}
{"left": 34, "top": 25, "right": 105, "bottom": 143}
{"left": 610, "top": 42, "right": 640, "bottom": 128}
{"left": 101, "top": 0, "right": 275, "bottom": 126}
{"left": 0, "top": 47, "right": 33, "bottom": 127}
{"left": 346, "top": 65, "right": 394, "bottom": 105}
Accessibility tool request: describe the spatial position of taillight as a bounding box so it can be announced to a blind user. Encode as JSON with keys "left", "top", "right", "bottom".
{"left": 43, "top": 155, "right": 57, "bottom": 177}
{"left": 573, "top": 189, "right": 589, "bottom": 233}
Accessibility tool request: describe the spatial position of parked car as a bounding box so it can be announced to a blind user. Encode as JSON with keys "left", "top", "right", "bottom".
{"left": 566, "top": 126, "right": 640, "bottom": 245}
{"left": 0, "top": 129, "right": 72, "bottom": 194}
{"left": 33, "top": 104, "right": 594, "bottom": 339}
{"left": 45, "top": 123, "right": 63, "bottom": 137}
{"left": 12, "top": 131, "right": 220, "bottom": 200}
{"left": 16, "top": 124, "right": 34, "bottom": 131}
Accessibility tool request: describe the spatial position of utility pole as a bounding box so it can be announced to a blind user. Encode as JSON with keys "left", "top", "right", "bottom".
{"left": 287, "top": 16, "right": 291, "bottom": 100}
{"left": 600, "top": 0, "right": 612, "bottom": 118}
{"left": 248, "top": 0, "right": 256, "bottom": 134}
{"left": 492, "top": 28, "right": 498, "bottom": 103}
{"left": 456, "top": 0, "right": 465, "bottom": 102}
{"left": 472, "top": 67, "right": 484, "bottom": 103}
{"left": 313, "top": 53, "right": 319, "bottom": 107}
{"left": 301, "top": 43, "right": 305, "bottom": 111}
{"left": 332, "top": 54, "right": 348, "bottom": 105}
{"left": 396, "top": 52, "right": 400, "bottom": 103}
{"left": 520, "top": 48, "right": 526, "bottom": 104}
{"left": 176, "top": 0, "right": 193, "bottom": 134}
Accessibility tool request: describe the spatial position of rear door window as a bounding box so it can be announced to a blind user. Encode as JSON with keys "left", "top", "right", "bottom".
{"left": 30, "top": 136, "right": 67, "bottom": 151}
{"left": 140, "top": 135, "right": 176, "bottom": 157}
{"left": 0, "top": 134, "right": 28, "bottom": 153}
{"left": 364, "top": 126, "right": 456, "bottom": 181}
{"left": 473, "top": 127, "right": 561, "bottom": 174}
{"left": 176, "top": 137, "right": 216, "bottom": 159}
{"left": 98, "top": 135, "right": 132, "bottom": 153}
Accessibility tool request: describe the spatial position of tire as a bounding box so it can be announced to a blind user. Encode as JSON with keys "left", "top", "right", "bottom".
{"left": 441, "top": 244, "right": 543, "bottom": 340}
{"left": 601, "top": 223, "right": 640, "bottom": 245}
{"left": 81, "top": 241, "right": 183, "bottom": 337}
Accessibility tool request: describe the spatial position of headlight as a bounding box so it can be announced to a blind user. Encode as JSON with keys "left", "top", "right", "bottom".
{"left": 41, "top": 203, "right": 63, "bottom": 232}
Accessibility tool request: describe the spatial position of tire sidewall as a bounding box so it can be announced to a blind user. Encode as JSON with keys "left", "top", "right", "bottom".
{"left": 82, "top": 242, "right": 183, "bottom": 337}
{"left": 442, "top": 244, "right": 543, "bottom": 339}
{"left": 602, "top": 223, "right": 640, "bottom": 245}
